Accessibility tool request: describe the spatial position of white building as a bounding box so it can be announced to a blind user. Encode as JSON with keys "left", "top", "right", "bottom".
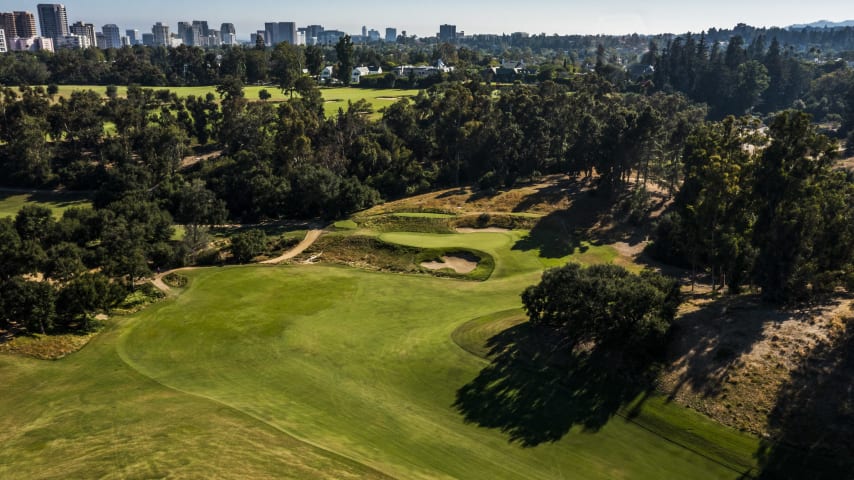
{"left": 351, "top": 65, "right": 383, "bottom": 83}
{"left": 0, "top": 29, "right": 6, "bottom": 53}
{"left": 13, "top": 36, "right": 54, "bottom": 52}
{"left": 320, "top": 65, "right": 334, "bottom": 82}
{"left": 55, "top": 34, "right": 91, "bottom": 49}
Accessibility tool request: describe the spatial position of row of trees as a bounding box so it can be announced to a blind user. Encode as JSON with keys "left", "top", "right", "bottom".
{"left": 650, "top": 111, "right": 854, "bottom": 302}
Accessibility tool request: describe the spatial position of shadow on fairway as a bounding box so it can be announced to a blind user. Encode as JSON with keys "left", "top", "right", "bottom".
{"left": 453, "top": 322, "right": 656, "bottom": 447}
{"left": 755, "top": 325, "right": 854, "bottom": 480}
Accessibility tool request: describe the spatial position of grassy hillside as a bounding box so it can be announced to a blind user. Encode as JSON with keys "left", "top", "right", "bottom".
{"left": 0, "top": 227, "right": 759, "bottom": 479}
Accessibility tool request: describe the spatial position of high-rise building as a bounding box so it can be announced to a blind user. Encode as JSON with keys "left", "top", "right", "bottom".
{"left": 70, "top": 21, "right": 95, "bottom": 47}
{"left": 95, "top": 32, "right": 105, "bottom": 49}
{"left": 102, "top": 24, "right": 120, "bottom": 49}
{"left": 178, "top": 21, "right": 199, "bottom": 46}
{"left": 125, "top": 28, "right": 139, "bottom": 45}
{"left": 438, "top": 24, "right": 456, "bottom": 42}
{"left": 15, "top": 11, "right": 38, "bottom": 37}
{"left": 361, "top": 26, "right": 367, "bottom": 38}
{"left": 0, "top": 14, "right": 16, "bottom": 48}
{"left": 36, "top": 4, "right": 68, "bottom": 40}
{"left": 220, "top": 23, "right": 235, "bottom": 39}
{"left": 368, "top": 29, "right": 380, "bottom": 42}
{"left": 151, "top": 22, "right": 169, "bottom": 47}
{"left": 0, "top": 29, "right": 7, "bottom": 53}
{"left": 141, "top": 32, "right": 154, "bottom": 46}
{"left": 192, "top": 20, "right": 209, "bottom": 37}
{"left": 385, "top": 28, "right": 396, "bottom": 42}
{"left": 264, "top": 22, "right": 296, "bottom": 45}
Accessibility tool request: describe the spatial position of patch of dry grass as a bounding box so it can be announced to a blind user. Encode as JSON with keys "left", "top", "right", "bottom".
{"left": 0, "top": 330, "right": 99, "bottom": 360}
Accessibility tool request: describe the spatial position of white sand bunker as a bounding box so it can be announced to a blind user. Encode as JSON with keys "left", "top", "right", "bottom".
{"left": 420, "top": 253, "right": 479, "bottom": 274}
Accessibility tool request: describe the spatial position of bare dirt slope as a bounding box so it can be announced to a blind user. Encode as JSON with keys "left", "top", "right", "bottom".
{"left": 660, "top": 292, "right": 853, "bottom": 436}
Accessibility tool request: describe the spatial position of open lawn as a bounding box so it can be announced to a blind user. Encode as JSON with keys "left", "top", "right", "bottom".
{"left": 0, "top": 226, "right": 759, "bottom": 479}
{"left": 0, "top": 189, "right": 92, "bottom": 218}
{"left": 51, "top": 85, "right": 418, "bottom": 119}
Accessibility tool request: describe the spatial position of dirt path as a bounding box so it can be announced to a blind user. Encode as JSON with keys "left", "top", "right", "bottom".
{"left": 150, "top": 228, "right": 325, "bottom": 295}
{"left": 261, "top": 229, "right": 324, "bottom": 264}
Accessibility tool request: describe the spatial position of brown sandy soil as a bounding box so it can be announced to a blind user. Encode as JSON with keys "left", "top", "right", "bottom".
{"left": 420, "top": 255, "right": 478, "bottom": 274}
{"left": 180, "top": 149, "right": 222, "bottom": 169}
{"left": 659, "top": 292, "right": 853, "bottom": 435}
{"left": 260, "top": 229, "right": 324, "bottom": 264}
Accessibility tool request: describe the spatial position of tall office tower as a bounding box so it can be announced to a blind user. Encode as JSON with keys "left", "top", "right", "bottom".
{"left": 178, "top": 21, "right": 193, "bottom": 45}
{"left": 220, "top": 22, "right": 235, "bottom": 38}
{"left": 0, "top": 14, "right": 16, "bottom": 48}
{"left": 152, "top": 22, "right": 169, "bottom": 46}
{"left": 264, "top": 22, "right": 296, "bottom": 45}
{"left": 141, "top": 32, "right": 154, "bottom": 46}
{"left": 125, "top": 28, "right": 139, "bottom": 45}
{"left": 251, "top": 31, "right": 266, "bottom": 47}
{"left": 361, "top": 25, "right": 367, "bottom": 37}
{"left": 0, "top": 29, "right": 7, "bottom": 53}
{"left": 15, "top": 11, "right": 38, "bottom": 37}
{"left": 70, "top": 21, "right": 95, "bottom": 47}
{"left": 37, "top": 4, "right": 68, "bottom": 40}
{"left": 280, "top": 22, "right": 296, "bottom": 44}
{"left": 192, "top": 20, "right": 209, "bottom": 37}
{"left": 101, "top": 24, "right": 120, "bottom": 49}
{"left": 95, "top": 31, "right": 105, "bottom": 49}
{"left": 385, "top": 28, "right": 396, "bottom": 42}
{"left": 438, "top": 24, "right": 456, "bottom": 42}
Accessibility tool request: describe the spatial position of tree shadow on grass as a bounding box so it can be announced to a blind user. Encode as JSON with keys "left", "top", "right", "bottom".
{"left": 453, "top": 322, "right": 656, "bottom": 447}
{"left": 511, "top": 212, "right": 586, "bottom": 258}
{"left": 755, "top": 324, "right": 854, "bottom": 479}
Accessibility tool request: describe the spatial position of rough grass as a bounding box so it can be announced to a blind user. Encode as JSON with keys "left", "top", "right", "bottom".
{"left": 0, "top": 189, "right": 92, "bottom": 218}
{"left": 0, "top": 330, "right": 100, "bottom": 360}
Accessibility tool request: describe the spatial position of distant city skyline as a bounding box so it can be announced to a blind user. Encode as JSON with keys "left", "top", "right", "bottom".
{"left": 5, "top": 1, "right": 854, "bottom": 40}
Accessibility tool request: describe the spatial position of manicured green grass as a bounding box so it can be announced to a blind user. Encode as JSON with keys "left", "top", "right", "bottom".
{"left": 52, "top": 85, "right": 418, "bottom": 119}
{"left": 0, "top": 229, "right": 759, "bottom": 478}
{"left": 0, "top": 189, "right": 92, "bottom": 218}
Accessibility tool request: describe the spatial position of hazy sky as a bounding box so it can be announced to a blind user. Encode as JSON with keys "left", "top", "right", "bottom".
{"left": 9, "top": 0, "right": 854, "bottom": 39}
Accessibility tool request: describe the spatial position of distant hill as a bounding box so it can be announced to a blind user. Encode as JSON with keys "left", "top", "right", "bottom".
{"left": 788, "top": 19, "right": 854, "bottom": 29}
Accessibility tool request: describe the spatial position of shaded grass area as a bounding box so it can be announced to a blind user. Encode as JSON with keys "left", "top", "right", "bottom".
{"left": 0, "top": 189, "right": 92, "bottom": 218}
{"left": 453, "top": 311, "right": 760, "bottom": 475}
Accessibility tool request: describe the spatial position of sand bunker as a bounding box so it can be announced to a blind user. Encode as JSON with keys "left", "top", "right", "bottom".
{"left": 420, "top": 253, "right": 479, "bottom": 274}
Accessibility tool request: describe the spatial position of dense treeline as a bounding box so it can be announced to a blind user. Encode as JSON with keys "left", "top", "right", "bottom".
{"left": 650, "top": 111, "right": 854, "bottom": 301}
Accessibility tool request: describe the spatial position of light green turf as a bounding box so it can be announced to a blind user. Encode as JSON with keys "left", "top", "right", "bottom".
{"left": 0, "top": 230, "right": 759, "bottom": 479}
{"left": 0, "top": 190, "right": 92, "bottom": 218}
{"left": 53, "top": 85, "right": 418, "bottom": 119}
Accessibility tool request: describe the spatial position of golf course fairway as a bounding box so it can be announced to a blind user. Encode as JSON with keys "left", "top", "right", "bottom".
{"left": 0, "top": 231, "right": 759, "bottom": 479}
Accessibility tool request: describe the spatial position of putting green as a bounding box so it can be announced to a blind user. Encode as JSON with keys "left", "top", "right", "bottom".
{"left": 0, "top": 231, "right": 759, "bottom": 479}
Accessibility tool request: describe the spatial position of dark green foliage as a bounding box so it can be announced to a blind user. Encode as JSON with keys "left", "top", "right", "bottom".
{"left": 522, "top": 263, "right": 680, "bottom": 356}
{"left": 0, "top": 278, "right": 56, "bottom": 334}
{"left": 56, "top": 273, "right": 126, "bottom": 331}
{"left": 334, "top": 35, "right": 355, "bottom": 85}
{"left": 230, "top": 229, "right": 267, "bottom": 263}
